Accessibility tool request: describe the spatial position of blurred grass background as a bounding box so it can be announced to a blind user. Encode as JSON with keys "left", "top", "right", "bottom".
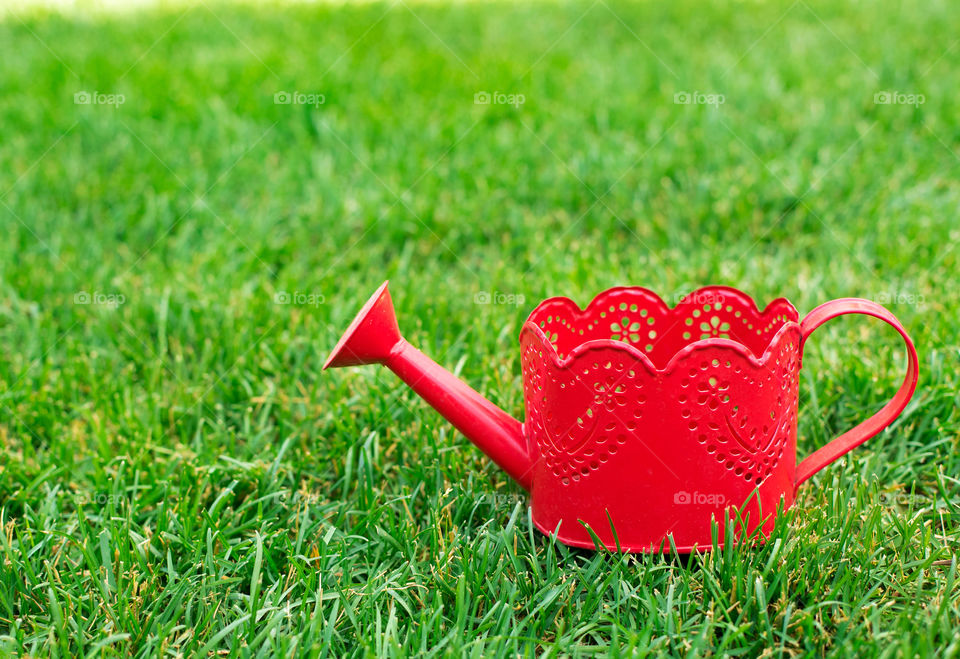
{"left": 0, "top": 0, "right": 958, "bottom": 655}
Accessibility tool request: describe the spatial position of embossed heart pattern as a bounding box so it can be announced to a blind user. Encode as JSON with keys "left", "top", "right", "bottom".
{"left": 325, "top": 282, "right": 919, "bottom": 553}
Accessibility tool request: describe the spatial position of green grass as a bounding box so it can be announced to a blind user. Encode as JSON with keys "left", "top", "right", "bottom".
{"left": 1, "top": 0, "right": 958, "bottom": 655}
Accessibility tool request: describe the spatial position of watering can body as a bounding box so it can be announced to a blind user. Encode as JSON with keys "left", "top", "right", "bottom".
{"left": 325, "top": 282, "right": 918, "bottom": 552}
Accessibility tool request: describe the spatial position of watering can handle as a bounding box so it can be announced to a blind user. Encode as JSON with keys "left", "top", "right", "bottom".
{"left": 795, "top": 298, "right": 919, "bottom": 488}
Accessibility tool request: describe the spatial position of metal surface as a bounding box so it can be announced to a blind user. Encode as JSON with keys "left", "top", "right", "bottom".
{"left": 325, "top": 282, "right": 919, "bottom": 553}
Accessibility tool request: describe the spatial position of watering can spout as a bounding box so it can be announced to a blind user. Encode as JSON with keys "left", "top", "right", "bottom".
{"left": 324, "top": 281, "right": 534, "bottom": 491}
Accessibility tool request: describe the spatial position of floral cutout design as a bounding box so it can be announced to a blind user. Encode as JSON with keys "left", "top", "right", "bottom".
{"left": 521, "top": 343, "right": 647, "bottom": 485}
{"left": 519, "top": 286, "right": 801, "bottom": 486}
{"left": 700, "top": 314, "right": 731, "bottom": 339}
{"left": 676, "top": 336, "right": 800, "bottom": 485}
{"left": 527, "top": 286, "right": 797, "bottom": 369}
{"left": 610, "top": 316, "right": 643, "bottom": 343}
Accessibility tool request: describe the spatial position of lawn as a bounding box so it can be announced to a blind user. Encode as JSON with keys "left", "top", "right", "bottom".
{"left": 0, "top": 0, "right": 958, "bottom": 655}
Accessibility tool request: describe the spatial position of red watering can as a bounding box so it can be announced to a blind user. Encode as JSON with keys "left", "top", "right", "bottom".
{"left": 325, "top": 282, "right": 918, "bottom": 553}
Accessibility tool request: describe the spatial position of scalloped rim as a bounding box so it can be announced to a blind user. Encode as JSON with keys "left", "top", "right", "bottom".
{"left": 519, "top": 286, "right": 802, "bottom": 375}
